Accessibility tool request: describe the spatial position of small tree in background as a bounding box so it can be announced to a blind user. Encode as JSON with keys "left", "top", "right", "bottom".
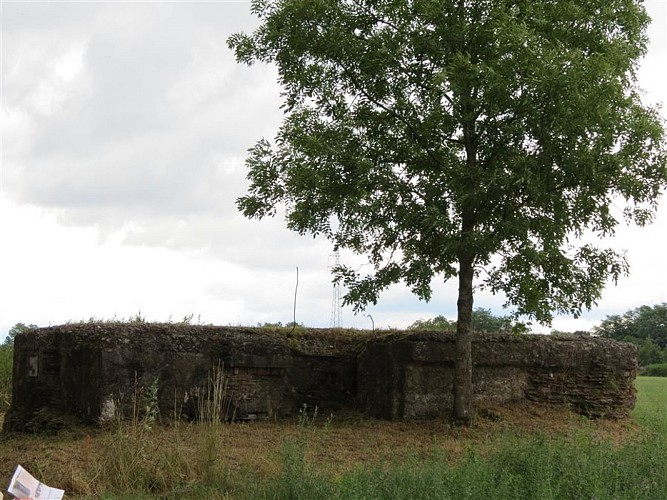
{"left": 4, "top": 323, "right": 39, "bottom": 346}
{"left": 467, "top": 308, "right": 513, "bottom": 333}
{"left": 409, "top": 308, "right": 513, "bottom": 333}
{"left": 3, "top": 323, "right": 37, "bottom": 346}
{"left": 595, "top": 303, "right": 667, "bottom": 365}
{"left": 408, "top": 315, "right": 456, "bottom": 332}
{"left": 0, "top": 323, "right": 35, "bottom": 410}
{"left": 230, "top": 0, "right": 666, "bottom": 423}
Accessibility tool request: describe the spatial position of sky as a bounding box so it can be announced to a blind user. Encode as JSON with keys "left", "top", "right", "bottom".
{"left": 1, "top": 1, "right": 666, "bottom": 339}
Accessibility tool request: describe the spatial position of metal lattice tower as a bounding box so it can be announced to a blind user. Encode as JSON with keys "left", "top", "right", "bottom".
{"left": 330, "top": 250, "right": 343, "bottom": 328}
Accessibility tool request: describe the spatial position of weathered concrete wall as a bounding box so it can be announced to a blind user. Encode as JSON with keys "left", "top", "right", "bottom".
{"left": 357, "top": 332, "right": 637, "bottom": 420}
{"left": 4, "top": 324, "right": 358, "bottom": 432}
{"left": 4, "top": 325, "right": 637, "bottom": 432}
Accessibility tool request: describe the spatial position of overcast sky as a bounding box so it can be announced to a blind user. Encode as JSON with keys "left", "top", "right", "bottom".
{"left": 1, "top": 1, "right": 666, "bottom": 339}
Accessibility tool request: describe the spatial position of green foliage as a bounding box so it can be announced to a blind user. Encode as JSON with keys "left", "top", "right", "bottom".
{"left": 93, "top": 417, "right": 212, "bottom": 496}
{"left": 4, "top": 322, "right": 38, "bottom": 346}
{"left": 637, "top": 338, "right": 665, "bottom": 366}
{"left": 0, "top": 322, "right": 36, "bottom": 410}
{"left": 230, "top": 0, "right": 666, "bottom": 423}
{"left": 94, "top": 373, "right": 234, "bottom": 496}
{"left": 0, "top": 343, "right": 13, "bottom": 411}
{"left": 469, "top": 308, "right": 513, "bottom": 333}
{"left": 245, "top": 379, "right": 667, "bottom": 500}
{"left": 595, "top": 303, "right": 667, "bottom": 365}
{"left": 595, "top": 303, "right": 667, "bottom": 346}
{"left": 408, "top": 308, "right": 514, "bottom": 332}
{"left": 641, "top": 364, "right": 667, "bottom": 377}
{"left": 408, "top": 315, "right": 455, "bottom": 331}
{"left": 256, "top": 424, "right": 667, "bottom": 499}
{"left": 229, "top": 0, "right": 666, "bottom": 324}
{"left": 140, "top": 379, "right": 160, "bottom": 430}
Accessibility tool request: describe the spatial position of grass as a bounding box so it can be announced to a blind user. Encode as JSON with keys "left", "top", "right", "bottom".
{"left": 0, "top": 378, "right": 664, "bottom": 499}
{"left": 631, "top": 376, "right": 667, "bottom": 434}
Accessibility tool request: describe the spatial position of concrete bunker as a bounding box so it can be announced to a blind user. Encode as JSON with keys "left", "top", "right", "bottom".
{"left": 4, "top": 324, "right": 637, "bottom": 432}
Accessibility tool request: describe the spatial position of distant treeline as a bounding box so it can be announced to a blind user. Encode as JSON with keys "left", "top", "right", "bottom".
{"left": 4, "top": 304, "right": 667, "bottom": 376}
{"left": 593, "top": 303, "right": 667, "bottom": 369}
{"left": 410, "top": 304, "right": 667, "bottom": 371}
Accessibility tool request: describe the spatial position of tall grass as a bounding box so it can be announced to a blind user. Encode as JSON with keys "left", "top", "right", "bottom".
{"left": 251, "top": 431, "right": 667, "bottom": 500}
{"left": 1, "top": 377, "right": 664, "bottom": 499}
{"left": 87, "top": 364, "right": 237, "bottom": 497}
{"left": 92, "top": 377, "right": 192, "bottom": 495}
{"left": 250, "top": 377, "right": 667, "bottom": 500}
{"left": 195, "top": 362, "right": 235, "bottom": 486}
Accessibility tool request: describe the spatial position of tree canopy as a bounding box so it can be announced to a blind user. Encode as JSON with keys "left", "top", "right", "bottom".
{"left": 595, "top": 303, "right": 667, "bottom": 365}
{"left": 3, "top": 323, "right": 37, "bottom": 346}
{"left": 229, "top": 0, "right": 666, "bottom": 422}
{"left": 408, "top": 308, "right": 514, "bottom": 333}
{"left": 595, "top": 303, "right": 667, "bottom": 347}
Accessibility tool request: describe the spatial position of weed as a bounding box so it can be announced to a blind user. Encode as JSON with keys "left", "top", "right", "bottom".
{"left": 139, "top": 378, "right": 159, "bottom": 430}
{"left": 178, "top": 313, "right": 203, "bottom": 325}
{"left": 129, "top": 311, "right": 146, "bottom": 324}
{"left": 92, "top": 421, "right": 194, "bottom": 496}
{"left": 195, "top": 362, "right": 236, "bottom": 424}
{"left": 193, "top": 363, "right": 236, "bottom": 486}
{"left": 297, "top": 403, "right": 319, "bottom": 428}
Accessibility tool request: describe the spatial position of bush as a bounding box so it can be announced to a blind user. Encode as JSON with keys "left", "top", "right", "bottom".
{"left": 0, "top": 344, "right": 13, "bottom": 411}
{"left": 641, "top": 363, "right": 667, "bottom": 377}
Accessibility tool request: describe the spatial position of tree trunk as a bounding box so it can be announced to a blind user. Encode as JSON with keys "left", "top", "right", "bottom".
{"left": 453, "top": 249, "right": 475, "bottom": 425}
{"left": 455, "top": 80, "right": 477, "bottom": 425}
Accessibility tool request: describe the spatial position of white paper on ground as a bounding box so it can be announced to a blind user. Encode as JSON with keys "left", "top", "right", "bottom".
{"left": 7, "top": 465, "right": 65, "bottom": 499}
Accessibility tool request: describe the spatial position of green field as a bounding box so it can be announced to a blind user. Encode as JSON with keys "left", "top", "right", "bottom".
{"left": 632, "top": 377, "right": 667, "bottom": 434}
{"left": 244, "top": 377, "right": 667, "bottom": 500}
{"left": 0, "top": 377, "right": 665, "bottom": 499}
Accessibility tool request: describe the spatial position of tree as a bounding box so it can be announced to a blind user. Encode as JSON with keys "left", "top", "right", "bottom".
{"left": 4, "top": 323, "right": 37, "bottom": 346}
{"left": 636, "top": 338, "right": 663, "bottom": 366}
{"left": 408, "top": 307, "right": 512, "bottom": 333}
{"left": 408, "top": 315, "right": 455, "bottom": 331}
{"left": 468, "top": 307, "right": 513, "bottom": 333}
{"left": 595, "top": 303, "right": 667, "bottom": 364}
{"left": 229, "top": 0, "right": 666, "bottom": 424}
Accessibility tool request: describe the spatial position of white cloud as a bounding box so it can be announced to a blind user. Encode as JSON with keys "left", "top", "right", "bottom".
{"left": 2, "top": 1, "right": 667, "bottom": 339}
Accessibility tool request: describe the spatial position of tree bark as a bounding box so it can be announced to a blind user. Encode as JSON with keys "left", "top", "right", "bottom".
{"left": 453, "top": 223, "right": 475, "bottom": 425}
{"left": 454, "top": 61, "right": 477, "bottom": 425}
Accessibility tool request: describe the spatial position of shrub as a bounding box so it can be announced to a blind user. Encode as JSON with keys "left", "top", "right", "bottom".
{"left": 641, "top": 363, "right": 667, "bottom": 377}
